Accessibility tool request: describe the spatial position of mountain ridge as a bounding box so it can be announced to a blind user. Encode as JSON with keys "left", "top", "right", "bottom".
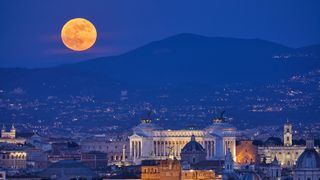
{"left": 0, "top": 33, "right": 319, "bottom": 97}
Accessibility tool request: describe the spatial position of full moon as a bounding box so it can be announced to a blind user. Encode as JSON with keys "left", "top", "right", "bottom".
{"left": 61, "top": 18, "right": 97, "bottom": 51}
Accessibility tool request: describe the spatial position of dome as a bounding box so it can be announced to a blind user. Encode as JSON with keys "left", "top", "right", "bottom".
{"left": 296, "top": 148, "right": 320, "bottom": 169}
{"left": 181, "top": 135, "right": 205, "bottom": 153}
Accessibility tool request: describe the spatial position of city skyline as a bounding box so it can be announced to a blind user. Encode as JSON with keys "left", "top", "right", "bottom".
{"left": 1, "top": 1, "right": 320, "bottom": 179}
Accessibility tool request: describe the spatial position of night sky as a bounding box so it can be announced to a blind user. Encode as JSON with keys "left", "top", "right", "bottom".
{"left": 0, "top": 0, "right": 319, "bottom": 68}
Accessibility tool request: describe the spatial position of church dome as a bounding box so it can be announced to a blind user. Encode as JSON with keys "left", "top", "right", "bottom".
{"left": 296, "top": 148, "right": 320, "bottom": 169}
{"left": 181, "top": 135, "right": 205, "bottom": 153}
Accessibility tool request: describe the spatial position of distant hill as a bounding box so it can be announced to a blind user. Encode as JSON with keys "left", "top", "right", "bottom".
{"left": 0, "top": 33, "right": 319, "bottom": 97}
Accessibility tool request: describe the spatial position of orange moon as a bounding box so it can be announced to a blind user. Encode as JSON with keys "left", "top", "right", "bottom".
{"left": 61, "top": 18, "right": 97, "bottom": 51}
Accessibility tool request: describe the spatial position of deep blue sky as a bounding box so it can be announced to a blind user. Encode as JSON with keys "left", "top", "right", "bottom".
{"left": 0, "top": 0, "right": 319, "bottom": 68}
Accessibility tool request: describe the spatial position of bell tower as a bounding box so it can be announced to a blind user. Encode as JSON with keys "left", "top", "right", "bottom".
{"left": 1, "top": 124, "right": 5, "bottom": 138}
{"left": 9, "top": 124, "right": 16, "bottom": 139}
{"left": 283, "top": 120, "right": 292, "bottom": 147}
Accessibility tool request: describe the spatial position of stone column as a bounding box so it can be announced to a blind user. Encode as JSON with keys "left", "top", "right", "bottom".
{"left": 211, "top": 141, "right": 214, "bottom": 158}
{"left": 207, "top": 141, "right": 210, "bottom": 159}
{"left": 232, "top": 139, "right": 236, "bottom": 162}
{"left": 138, "top": 141, "right": 140, "bottom": 158}
{"left": 160, "top": 141, "right": 163, "bottom": 157}
{"left": 176, "top": 141, "right": 178, "bottom": 157}
{"left": 130, "top": 141, "right": 132, "bottom": 159}
{"left": 164, "top": 141, "right": 167, "bottom": 156}
{"left": 135, "top": 141, "right": 138, "bottom": 158}
{"left": 133, "top": 141, "right": 136, "bottom": 161}
{"left": 157, "top": 141, "right": 159, "bottom": 157}
{"left": 155, "top": 141, "right": 158, "bottom": 157}
{"left": 122, "top": 144, "right": 126, "bottom": 162}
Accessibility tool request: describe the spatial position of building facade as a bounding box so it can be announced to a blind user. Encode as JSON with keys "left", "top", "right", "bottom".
{"left": 0, "top": 150, "right": 27, "bottom": 169}
{"left": 81, "top": 151, "right": 108, "bottom": 170}
{"left": 129, "top": 117, "right": 237, "bottom": 165}
{"left": 236, "top": 140, "right": 258, "bottom": 165}
{"left": 141, "top": 159, "right": 215, "bottom": 180}
{"left": 257, "top": 157, "right": 281, "bottom": 180}
{"left": 0, "top": 124, "right": 26, "bottom": 144}
{"left": 80, "top": 137, "right": 129, "bottom": 165}
{"left": 258, "top": 122, "right": 319, "bottom": 168}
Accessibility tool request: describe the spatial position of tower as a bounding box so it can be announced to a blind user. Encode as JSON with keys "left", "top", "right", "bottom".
{"left": 1, "top": 124, "right": 5, "bottom": 138}
{"left": 284, "top": 120, "right": 292, "bottom": 146}
{"left": 224, "top": 148, "right": 234, "bottom": 173}
{"left": 9, "top": 123, "right": 16, "bottom": 139}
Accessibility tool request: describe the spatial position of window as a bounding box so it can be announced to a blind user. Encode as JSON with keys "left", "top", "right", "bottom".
{"left": 287, "top": 128, "right": 289, "bottom": 133}
{"left": 287, "top": 137, "right": 289, "bottom": 141}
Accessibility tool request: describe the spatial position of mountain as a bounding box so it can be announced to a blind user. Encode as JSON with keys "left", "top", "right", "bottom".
{"left": 294, "top": 44, "right": 320, "bottom": 58}
{"left": 0, "top": 34, "right": 320, "bottom": 129}
{"left": 0, "top": 33, "right": 319, "bottom": 97}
